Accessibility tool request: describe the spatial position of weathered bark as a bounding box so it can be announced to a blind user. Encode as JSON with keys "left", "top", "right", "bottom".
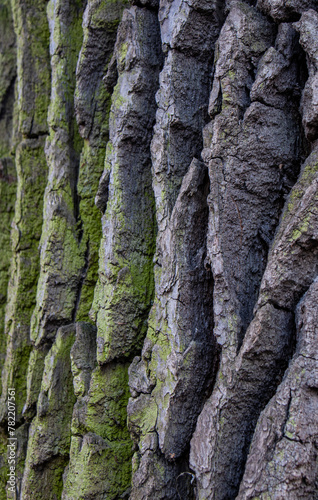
{"left": 0, "top": 0, "right": 317, "bottom": 499}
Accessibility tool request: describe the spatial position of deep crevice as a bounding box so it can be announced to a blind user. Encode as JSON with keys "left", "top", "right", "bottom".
{"left": 72, "top": 239, "right": 90, "bottom": 323}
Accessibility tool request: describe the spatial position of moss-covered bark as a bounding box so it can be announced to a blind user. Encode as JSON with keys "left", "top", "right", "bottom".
{"left": 0, "top": 0, "right": 318, "bottom": 499}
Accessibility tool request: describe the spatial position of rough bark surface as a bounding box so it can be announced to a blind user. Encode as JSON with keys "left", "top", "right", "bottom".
{"left": 0, "top": 0, "right": 317, "bottom": 499}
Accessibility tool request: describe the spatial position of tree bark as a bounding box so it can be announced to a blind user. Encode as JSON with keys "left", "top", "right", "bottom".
{"left": 0, "top": 0, "right": 317, "bottom": 498}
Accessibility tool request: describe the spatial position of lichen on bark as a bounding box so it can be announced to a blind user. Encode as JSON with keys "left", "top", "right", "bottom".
{"left": 0, "top": 0, "right": 318, "bottom": 499}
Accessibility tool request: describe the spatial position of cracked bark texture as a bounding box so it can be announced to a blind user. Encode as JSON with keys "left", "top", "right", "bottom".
{"left": 0, "top": 0, "right": 317, "bottom": 499}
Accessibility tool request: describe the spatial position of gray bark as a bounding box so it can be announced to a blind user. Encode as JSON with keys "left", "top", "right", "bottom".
{"left": 0, "top": 0, "right": 317, "bottom": 498}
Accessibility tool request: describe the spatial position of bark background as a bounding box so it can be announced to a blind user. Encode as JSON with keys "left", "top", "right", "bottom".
{"left": 0, "top": 0, "right": 317, "bottom": 498}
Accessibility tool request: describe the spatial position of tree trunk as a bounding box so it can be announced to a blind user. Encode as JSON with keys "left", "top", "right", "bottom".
{"left": 0, "top": 0, "right": 317, "bottom": 498}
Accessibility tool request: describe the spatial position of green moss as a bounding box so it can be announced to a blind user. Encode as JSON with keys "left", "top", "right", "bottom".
{"left": 92, "top": 142, "right": 156, "bottom": 362}
{"left": 30, "top": 212, "right": 83, "bottom": 346}
{"left": 0, "top": 428, "right": 8, "bottom": 497}
{"left": 0, "top": 425, "right": 29, "bottom": 500}
{"left": 221, "top": 90, "right": 231, "bottom": 108}
{"left": 44, "top": 0, "right": 122, "bottom": 328}
{"left": 22, "top": 457, "right": 69, "bottom": 499}
{"left": 131, "top": 397, "right": 158, "bottom": 439}
{"left": 0, "top": 0, "right": 16, "bottom": 156}
{"left": 227, "top": 69, "right": 235, "bottom": 81}
{"left": 67, "top": 1, "right": 157, "bottom": 495}
{"left": 90, "top": 85, "right": 112, "bottom": 141}
{"left": 0, "top": 0, "right": 50, "bottom": 467}
{"left": 0, "top": 424, "right": 28, "bottom": 500}
{"left": 64, "top": 363, "right": 133, "bottom": 499}
{"left": 0, "top": 7, "right": 50, "bottom": 418}
{"left": 21, "top": 326, "right": 76, "bottom": 498}
{"left": 64, "top": 435, "right": 132, "bottom": 500}
{"left": 29, "top": 0, "right": 85, "bottom": 350}
{"left": 0, "top": 139, "right": 48, "bottom": 420}
{"left": 290, "top": 214, "right": 310, "bottom": 241}
{"left": 75, "top": 129, "right": 109, "bottom": 322}
{"left": 283, "top": 154, "right": 318, "bottom": 221}
{"left": 273, "top": 154, "right": 318, "bottom": 250}
{"left": 11, "top": 0, "right": 51, "bottom": 135}
{"left": 132, "top": 451, "right": 140, "bottom": 475}
{"left": 91, "top": 0, "right": 127, "bottom": 28}
{"left": 118, "top": 41, "right": 128, "bottom": 67}
{"left": 111, "top": 80, "right": 128, "bottom": 110}
{"left": 46, "top": 0, "right": 83, "bottom": 133}
{"left": 85, "top": 364, "right": 131, "bottom": 441}
{"left": 0, "top": 160, "right": 16, "bottom": 393}
{"left": 93, "top": 248, "right": 155, "bottom": 361}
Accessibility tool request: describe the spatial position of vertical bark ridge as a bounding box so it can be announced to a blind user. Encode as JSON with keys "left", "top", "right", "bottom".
{"left": 236, "top": 9, "right": 318, "bottom": 498}
{"left": 0, "top": 1, "right": 17, "bottom": 495}
{"left": 127, "top": 1, "right": 225, "bottom": 498}
{"left": 18, "top": 0, "right": 84, "bottom": 495}
{"left": 0, "top": 0, "right": 17, "bottom": 393}
{"left": 190, "top": 3, "right": 318, "bottom": 499}
{"left": 62, "top": 4, "right": 163, "bottom": 498}
{"left": 24, "top": 0, "right": 84, "bottom": 412}
{"left": 0, "top": 0, "right": 51, "bottom": 494}
{"left": 74, "top": 0, "right": 127, "bottom": 323}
